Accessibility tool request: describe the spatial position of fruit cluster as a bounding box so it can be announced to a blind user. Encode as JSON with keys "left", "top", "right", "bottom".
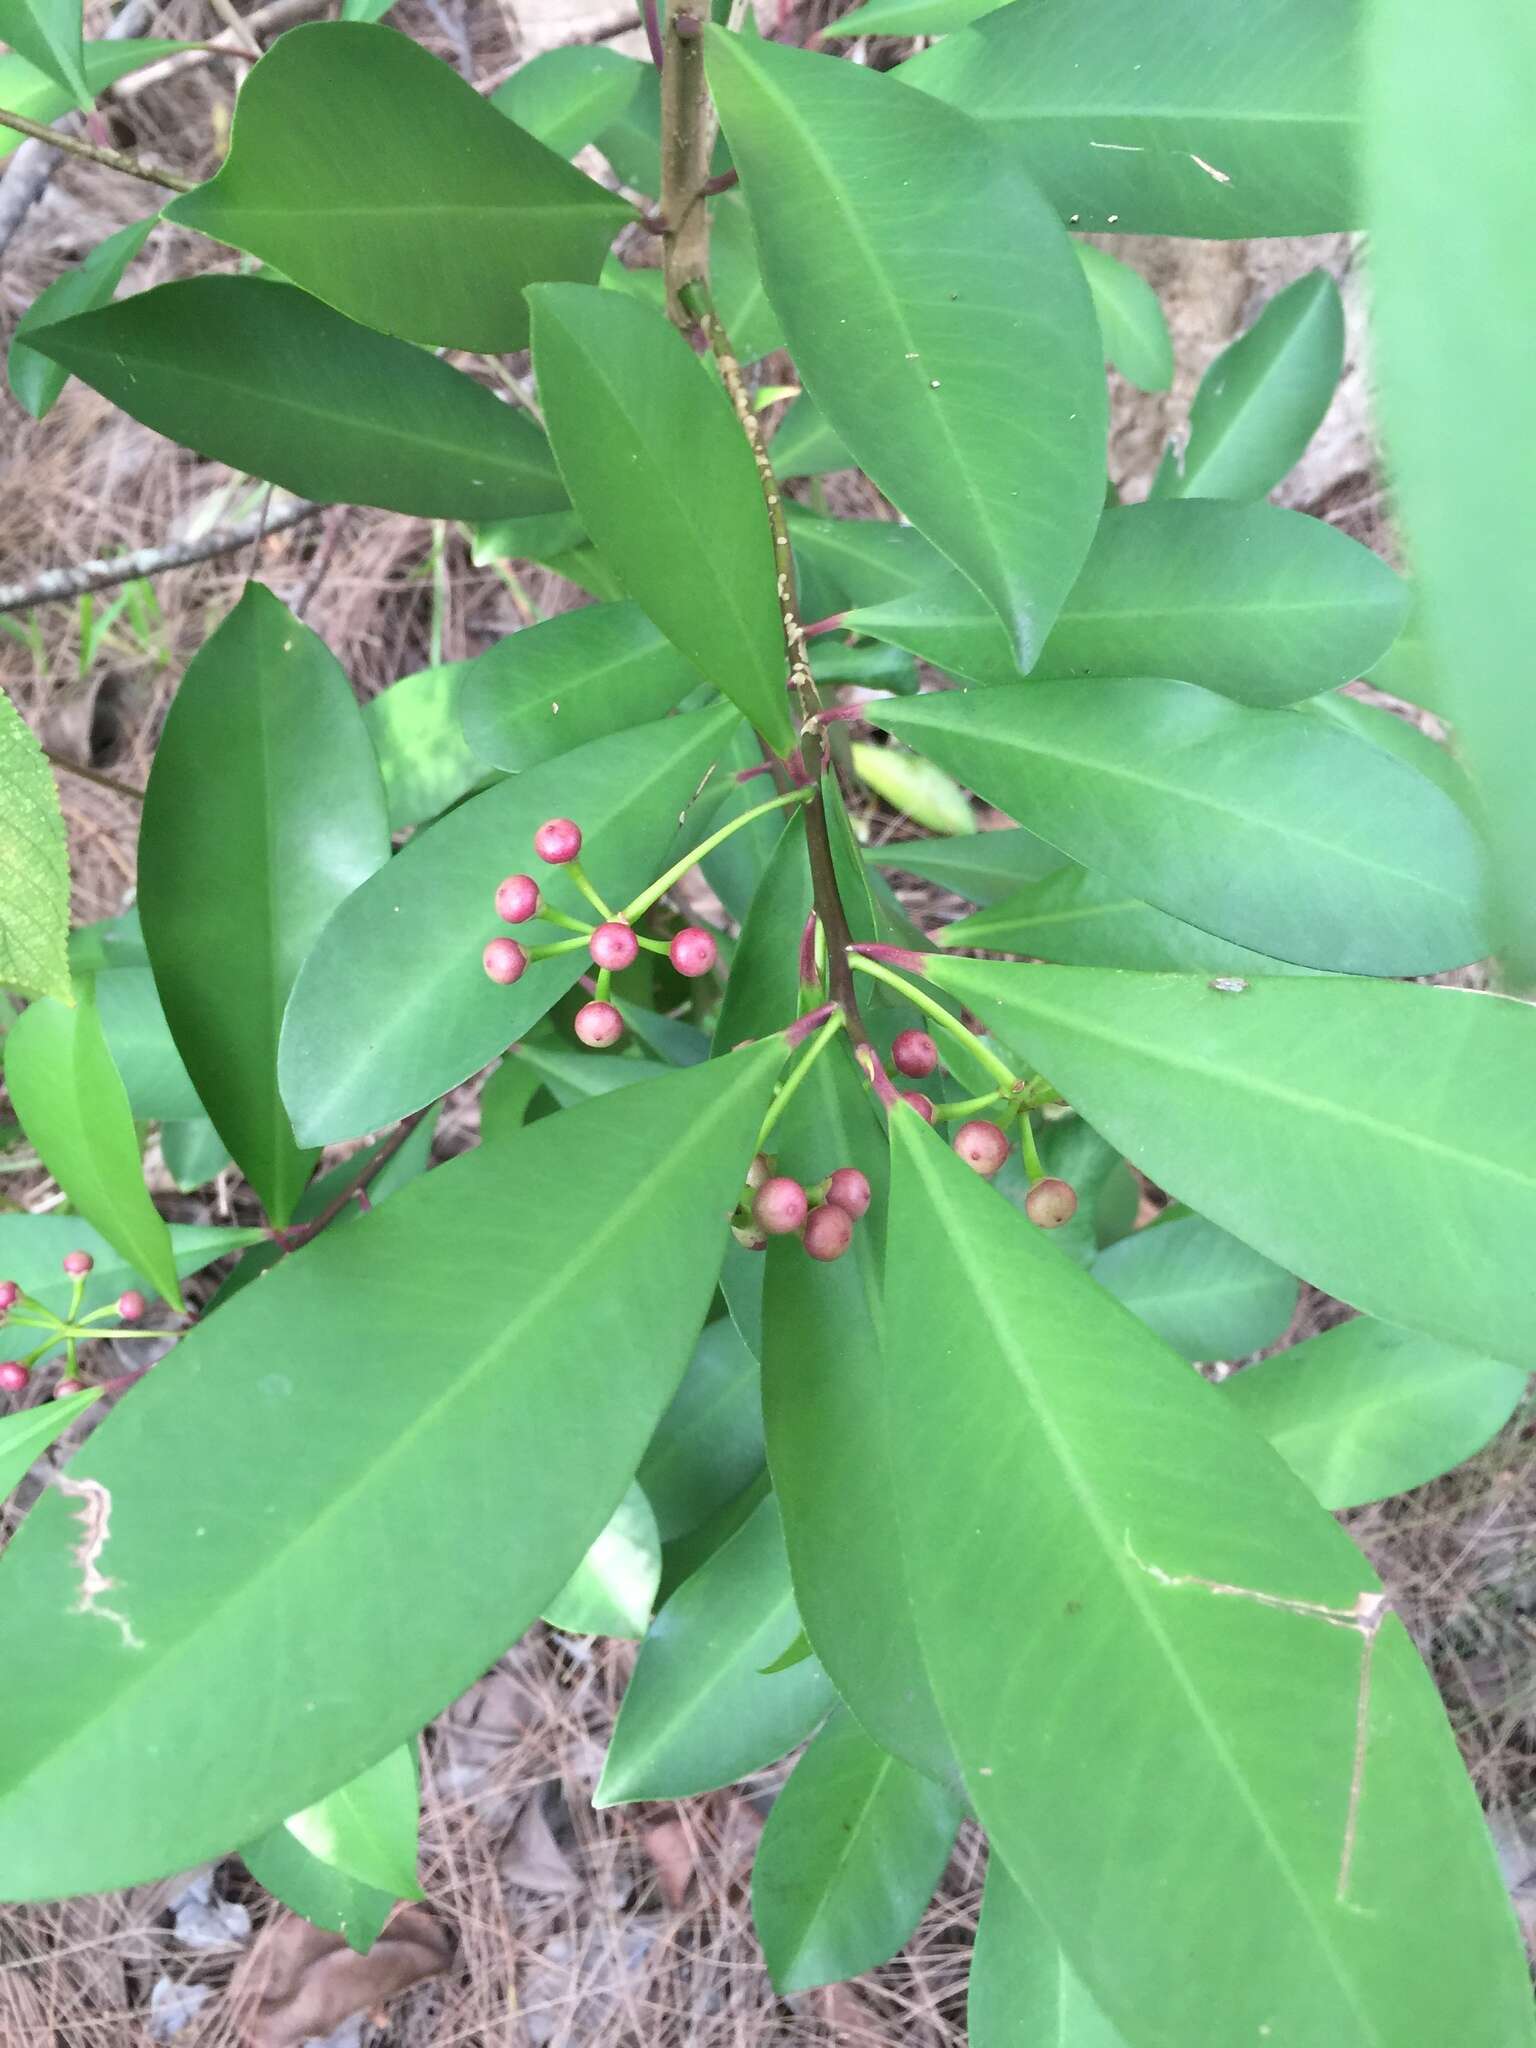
{"left": 0, "top": 1253, "right": 148, "bottom": 1400}
{"left": 731, "top": 1154, "right": 871, "bottom": 1264}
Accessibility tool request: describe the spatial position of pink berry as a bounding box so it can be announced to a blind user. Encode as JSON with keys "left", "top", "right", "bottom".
{"left": 116, "top": 1290, "right": 148, "bottom": 1323}
{"left": 754, "top": 1176, "right": 808, "bottom": 1236}
{"left": 55, "top": 1378, "right": 84, "bottom": 1398}
{"left": 0, "top": 1281, "right": 19, "bottom": 1312}
{"left": 590, "top": 921, "right": 639, "bottom": 972}
{"left": 0, "top": 1361, "right": 29, "bottom": 1394}
{"left": 900, "top": 1091, "right": 935, "bottom": 1125}
{"left": 62, "top": 1250, "right": 93, "bottom": 1278}
{"left": 670, "top": 926, "right": 718, "bottom": 979}
{"left": 575, "top": 1000, "right": 624, "bottom": 1048}
{"left": 802, "top": 1203, "right": 854, "bottom": 1262}
{"left": 483, "top": 937, "right": 529, "bottom": 986}
{"left": 953, "top": 1121, "right": 1010, "bottom": 1177}
{"left": 824, "top": 1167, "right": 871, "bottom": 1218}
{"left": 495, "top": 874, "right": 540, "bottom": 924}
{"left": 533, "top": 818, "right": 582, "bottom": 865}
{"left": 1025, "top": 1177, "right": 1079, "bottom": 1229}
{"left": 891, "top": 1029, "right": 938, "bottom": 1079}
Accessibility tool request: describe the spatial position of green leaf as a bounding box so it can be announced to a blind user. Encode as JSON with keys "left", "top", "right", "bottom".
{"left": 0, "top": 0, "right": 89, "bottom": 106}
{"left": 278, "top": 702, "right": 737, "bottom": 1143}
{"left": 0, "top": 683, "right": 70, "bottom": 1003}
{"left": 457, "top": 602, "right": 704, "bottom": 773}
{"left": 1152, "top": 271, "right": 1344, "bottom": 501}
{"left": 284, "top": 1744, "right": 422, "bottom": 1901}
{"left": 752, "top": 1704, "right": 962, "bottom": 1994}
{"left": 0, "top": 1390, "right": 103, "bottom": 1504}
{"left": 1092, "top": 1212, "right": 1298, "bottom": 1361}
{"left": 139, "top": 586, "right": 391, "bottom": 1226}
{"left": 769, "top": 393, "right": 852, "bottom": 480}
{"left": 825, "top": 0, "right": 1006, "bottom": 34}
{"left": 592, "top": 58, "right": 662, "bottom": 191}
{"left": 1300, "top": 691, "right": 1469, "bottom": 807}
{"left": 849, "top": 741, "right": 974, "bottom": 839}
{"left": 512, "top": 1042, "right": 671, "bottom": 1108}
{"left": 159, "top": 1117, "right": 231, "bottom": 1193}
{"left": 711, "top": 814, "right": 812, "bottom": 1056}
{"left": 338, "top": 0, "right": 394, "bottom": 17}
{"left": 616, "top": 999, "right": 709, "bottom": 1068}
{"left": 1074, "top": 242, "right": 1171, "bottom": 393}
{"left": 27, "top": 278, "right": 569, "bottom": 521}
{"left": 903, "top": 0, "right": 1361, "bottom": 238}
{"left": 1365, "top": 4, "right": 1536, "bottom": 987}
{"left": 968, "top": 1858, "right": 1125, "bottom": 2048}
{"left": 529, "top": 284, "right": 794, "bottom": 751}
{"left": 873, "top": 682, "right": 1490, "bottom": 975}
{"left": 918, "top": 958, "right": 1536, "bottom": 1367}
{"left": 0, "top": 41, "right": 188, "bottom": 162}
{"left": 490, "top": 44, "right": 644, "bottom": 158}
{"left": 94, "top": 966, "right": 204, "bottom": 1122}
{"left": 1362, "top": 597, "right": 1448, "bottom": 716}
{"left": 595, "top": 1494, "right": 834, "bottom": 1805}
{"left": 8, "top": 216, "right": 152, "bottom": 421}
{"left": 0, "top": 1045, "right": 783, "bottom": 1899}
{"left": 711, "top": 189, "right": 783, "bottom": 364}
{"left": 638, "top": 1315, "right": 765, "bottom": 1542}
{"left": 841, "top": 574, "right": 1019, "bottom": 689}
{"left": 707, "top": 30, "right": 1106, "bottom": 669}
{"left": 1225, "top": 1320, "right": 1528, "bottom": 1511}
{"left": 543, "top": 1481, "right": 661, "bottom": 1638}
{"left": 363, "top": 661, "right": 496, "bottom": 834}
{"left": 885, "top": 1109, "right": 1533, "bottom": 2046}
{"left": 868, "top": 828, "right": 1063, "bottom": 907}
{"left": 165, "top": 25, "right": 628, "bottom": 352}
{"left": 5, "top": 987, "right": 181, "bottom": 1307}
{"left": 242, "top": 1814, "right": 397, "bottom": 1955}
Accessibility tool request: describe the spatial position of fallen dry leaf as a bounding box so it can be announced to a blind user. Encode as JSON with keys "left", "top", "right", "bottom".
{"left": 229, "top": 1902, "right": 453, "bottom": 2048}
{"left": 641, "top": 1819, "right": 696, "bottom": 1910}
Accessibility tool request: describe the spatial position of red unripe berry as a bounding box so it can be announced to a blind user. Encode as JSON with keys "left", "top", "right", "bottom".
{"left": 900, "top": 1091, "right": 935, "bottom": 1124}
{"left": 824, "top": 1167, "right": 871, "bottom": 1218}
{"left": 590, "top": 921, "right": 639, "bottom": 971}
{"left": 669, "top": 926, "right": 718, "bottom": 979}
{"left": 953, "top": 1120, "right": 1010, "bottom": 1177}
{"left": 0, "top": 1281, "right": 19, "bottom": 1312}
{"left": 62, "top": 1250, "right": 93, "bottom": 1277}
{"left": 495, "top": 873, "right": 540, "bottom": 924}
{"left": 116, "top": 1290, "right": 148, "bottom": 1323}
{"left": 0, "top": 1361, "right": 29, "bottom": 1394}
{"left": 1025, "top": 1177, "right": 1079, "bottom": 1229}
{"left": 533, "top": 817, "right": 582, "bottom": 864}
{"left": 754, "top": 1176, "right": 808, "bottom": 1236}
{"left": 483, "top": 937, "right": 529, "bottom": 986}
{"left": 55, "top": 1378, "right": 84, "bottom": 1398}
{"left": 802, "top": 1203, "right": 854, "bottom": 1262}
{"left": 575, "top": 1000, "right": 624, "bottom": 1048}
{"left": 744, "top": 1153, "right": 772, "bottom": 1191}
{"left": 891, "top": 1028, "right": 939, "bottom": 1079}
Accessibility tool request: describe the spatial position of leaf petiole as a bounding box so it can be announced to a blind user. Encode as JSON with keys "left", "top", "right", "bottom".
{"left": 756, "top": 1007, "right": 847, "bottom": 1150}
{"left": 846, "top": 952, "right": 1019, "bottom": 1094}
{"left": 619, "top": 785, "right": 814, "bottom": 925}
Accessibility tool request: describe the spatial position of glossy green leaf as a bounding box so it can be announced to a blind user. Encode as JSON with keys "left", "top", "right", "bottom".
{"left": 849, "top": 741, "right": 974, "bottom": 839}
{"left": 5, "top": 987, "right": 181, "bottom": 1307}
{"left": 339, "top": 0, "right": 394, "bottom": 18}
{"left": 0, "top": 0, "right": 88, "bottom": 106}
{"left": 811, "top": 638, "right": 918, "bottom": 695}
{"left": 8, "top": 216, "right": 152, "bottom": 421}
{"left": 1362, "top": 598, "right": 1448, "bottom": 717}
{"left": 1152, "top": 271, "right": 1344, "bottom": 501}
{"left": 616, "top": 999, "right": 710, "bottom": 1068}
{"left": 530, "top": 285, "right": 794, "bottom": 751}
{"left": 874, "top": 681, "right": 1490, "bottom": 975}
{"left": 639, "top": 1315, "right": 765, "bottom": 1542}
{"left": 490, "top": 44, "right": 643, "bottom": 158}
{"left": 1092, "top": 1212, "right": 1298, "bottom": 1361}
{"left": 27, "top": 278, "right": 568, "bottom": 520}
{"left": 0, "top": 1044, "right": 783, "bottom": 1898}
{"left": 752, "top": 1704, "right": 962, "bottom": 1994}
{"left": 711, "top": 814, "right": 812, "bottom": 1055}
{"left": 903, "top": 0, "right": 1361, "bottom": 238}
{"left": 140, "top": 586, "right": 391, "bottom": 1225}
{"left": 841, "top": 572, "right": 1019, "bottom": 689}
{"left": 920, "top": 958, "right": 1536, "bottom": 1367}
{"left": 886, "top": 1110, "right": 1533, "bottom": 2046}
{"left": 165, "top": 25, "right": 628, "bottom": 351}
{"left": 0, "top": 1389, "right": 103, "bottom": 1503}
{"left": 279, "top": 703, "right": 737, "bottom": 1143}
{"left": 1225, "top": 1320, "right": 1528, "bottom": 1510}
{"left": 284, "top": 1744, "right": 422, "bottom": 1901}
{"left": 543, "top": 1482, "right": 661, "bottom": 1638}
{"left": 1366, "top": 3, "right": 1536, "bottom": 987}
{"left": 770, "top": 393, "right": 852, "bottom": 480}
{"left": 596, "top": 1494, "right": 835, "bottom": 1804}
{"left": 458, "top": 602, "right": 704, "bottom": 773}
{"left": 363, "top": 661, "right": 495, "bottom": 834}
{"left": 0, "top": 683, "right": 70, "bottom": 1003}
{"left": 592, "top": 58, "right": 662, "bottom": 191}
{"left": 826, "top": 0, "right": 1005, "bottom": 33}
{"left": 968, "top": 1859, "right": 1125, "bottom": 2048}
{"left": 159, "top": 1117, "right": 231, "bottom": 1193}
{"left": 1300, "top": 691, "right": 1468, "bottom": 807}
{"left": 242, "top": 1812, "right": 397, "bottom": 1955}
{"left": 0, "top": 41, "right": 187, "bottom": 162}
{"left": 868, "top": 828, "right": 1063, "bottom": 907}
{"left": 708, "top": 30, "right": 1106, "bottom": 669}
{"left": 512, "top": 1042, "right": 670, "bottom": 1109}
{"left": 711, "top": 189, "right": 783, "bottom": 364}
{"left": 93, "top": 966, "right": 203, "bottom": 1123}
{"left": 1074, "top": 242, "right": 1171, "bottom": 393}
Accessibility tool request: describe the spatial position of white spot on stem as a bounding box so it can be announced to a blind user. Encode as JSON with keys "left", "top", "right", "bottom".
{"left": 56, "top": 1476, "right": 145, "bottom": 1652}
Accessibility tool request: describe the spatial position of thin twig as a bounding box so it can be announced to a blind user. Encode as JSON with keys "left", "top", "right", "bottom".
{"left": 0, "top": 500, "right": 325, "bottom": 613}
{"left": 205, "top": 0, "right": 263, "bottom": 58}
{"left": 274, "top": 1112, "right": 430, "bottom": 1252}
{"left": 0, "top": 107, "right": 195, "bottom": 191}
{"left": 43, "top": 751, "right": 145, "bottom": 804}
{"left": 112, "top": 0, "right": 320, "bottom": 96}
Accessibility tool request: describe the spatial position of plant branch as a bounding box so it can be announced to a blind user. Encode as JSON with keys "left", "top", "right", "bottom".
{"left": 659, "top": 2, "right": 711, "bottom": 323}
{"left": 43, "top": 751, "right": 144, "bottom": 804}
{"left": 275, "top": 1112, "right": 429, "bottom": 1252}
{"left": 0, "top": 499, "right": 326, "bottom": 613}
{"left": 0, "top": 107, "right": 195, "bottom": 191}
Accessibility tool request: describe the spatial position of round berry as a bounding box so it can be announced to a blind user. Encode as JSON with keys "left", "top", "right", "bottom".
{"left": 1025, "top": 1177, "right": 1079, "bottom": 1229}
{"left": 732, "top": 1221, "right": 768, "bottom": 1253}
{"left": 744, "top": 1153, "right": 772, "bottom": 1191}
{"left": 533, "top": 818, "right": 582, "bottom": 865}
{"left": 669, "top": 926, "right": 718, "bottom": 979}
{"left": 900, "top": 1091, "right": 935, "bottom": 1124}
{"left": 589, "top": 921, "right": 638, "bottom": 972}
{"left": 495, "top": 874, "right": 540, "bottom": 924}
{"left": 803, "top": 1202, "right": 854, "bottom": 1262}
{"left": 116, "top": 1290, "right": 147, "bottom": 1323}
{"left": 0, "top": 1361, "right": 29, "bottom": 1394}
{"left": 953, "top": 1120, "right": 1010, "bottom": 1177}
{"left": 754, "top": 1175, "right": 808, "bottom": 1236}
{"left": 483, "top": 937, "right": 529, "bottom": 986}
{"left": 824, "top": 1167, "right": 871, "bottom": 1218}
{"left": 575, "top": 1000, "right": 624, "bottom": 1049}
{"left": 55, "top": 1378, "right": 84, "bottom": 1398}
{"left": 0, "top": 1280, "right": 19, "bottom": 1312}
{"left": 891, "top": 1028, "right": 939, "bottom": 1079}
{"left": 62, "top": 1250, "right": 93, "bottom": 1278}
